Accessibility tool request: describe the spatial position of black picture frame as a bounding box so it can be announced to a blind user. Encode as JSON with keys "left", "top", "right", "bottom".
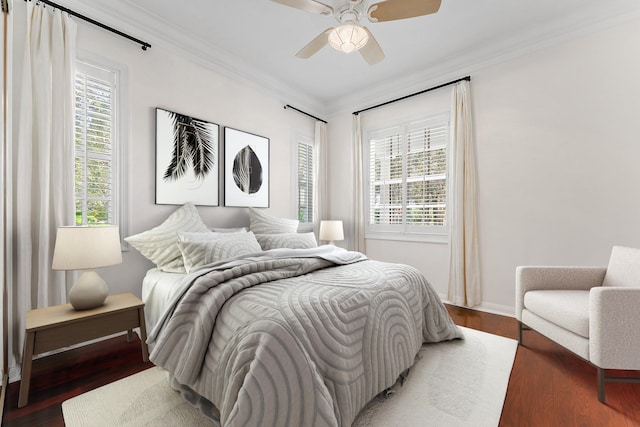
{"left": 223, "top": 127, "right": 270, "bottom": 207}
{"left": 155, "top": 108, "right": 219, "bottom": 206}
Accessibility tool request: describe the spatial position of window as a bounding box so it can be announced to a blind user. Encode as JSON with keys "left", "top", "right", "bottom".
{"left": 74, "top": 59, "right": 127, "bottom": 235}
{"left": 296, "top": 136, "right": 314, "bottom": 224}
{"left": 365, "top": 115, "right": 449, "bottom": 240}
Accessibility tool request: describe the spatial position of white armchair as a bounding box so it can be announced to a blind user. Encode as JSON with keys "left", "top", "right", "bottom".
{"left": 516, "top": 246, "right": 640, "bottom": 402}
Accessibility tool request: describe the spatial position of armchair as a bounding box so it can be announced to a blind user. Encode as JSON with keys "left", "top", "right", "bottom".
{"left": 516, "top": 246, "right": 640, "bottom": 402}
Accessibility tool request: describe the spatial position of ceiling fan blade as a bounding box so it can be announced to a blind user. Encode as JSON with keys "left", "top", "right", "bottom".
{"left": 359, "top": 27, "right": 385, "bottom": 65}
{"left": 296, "top": 28, "right": 334, "bottom": 58}
{"left": 368, "top": 0, "right": 441, "bottom": 22}
{"left": 270, "top": 0, "right": 333, "bottom": 15}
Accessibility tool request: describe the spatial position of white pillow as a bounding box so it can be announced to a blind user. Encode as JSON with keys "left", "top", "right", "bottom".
{"left": 256, "top": 233, "right": 318, "bottom": 250}
{"left": 178, "top": 231, "right": 263, "bottom": 273}
{"left": 249, "top": 208, "right": 298, "bottom": 234}
{"left": 178, "top": 230, "right": 249, "bottom": 242}
{"left": 125, "top": 203, "right": 208, "bottom": 272}
{"left": 178, "top": 231, "right": 217, "bottom": 242}
{"left": 209, "top": 227, "right": 249, "bottom": 233}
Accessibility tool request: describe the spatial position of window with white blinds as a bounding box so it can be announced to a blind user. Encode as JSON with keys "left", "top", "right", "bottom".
{"left": 74, "top": 62, "right": 118, "bottom": 226}
{"left": 366, "top": 115, "right": 449, "bottom": 238}
{"left": 297, "top": 138, "right": 314, "bottom": 224}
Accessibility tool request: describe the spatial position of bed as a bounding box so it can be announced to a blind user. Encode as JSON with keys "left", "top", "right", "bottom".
{"left": 143, "top": 246, "right": 463, "bottom": 427}
{"left": 125, "top": 204, "right": 462, "bottom": 426}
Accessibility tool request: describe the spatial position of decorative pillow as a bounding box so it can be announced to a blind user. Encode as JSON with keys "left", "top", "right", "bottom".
{"left": 256, "top": 233, "right": 318, "bottom": 251}
{"left": 178, "top": 231, "right": 262, "bottom": 273}
{"left": 178, "top": 231, "right": 218, "bottom": 242}
{"left": 178, "top": 230, "right": 250, "bottom": 243}
{"left": 124, "top": 203, "right": 208, "bottom": 272}
{"left": 209, "top": 227, "right": 248, "bottom": 233}
{"left": 249, "top": 208, "right": 298, "bottom": 234}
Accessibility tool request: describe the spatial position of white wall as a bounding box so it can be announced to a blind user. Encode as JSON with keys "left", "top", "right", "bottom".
{"left": 10, "top": 2, "right": 315, "bottom": 299}
{"left": 10, "top": 3, "right": 640, "bottom": 317}
{"left": 327, "top": 18, "right": 640, "bottom": 315}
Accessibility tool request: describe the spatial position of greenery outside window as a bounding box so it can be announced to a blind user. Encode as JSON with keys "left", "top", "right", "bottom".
{"left": 365, "top": 115, "right": 449, "bottom": 241}
{"left": 74, "top": 59, "right": 128, "bottom": 241}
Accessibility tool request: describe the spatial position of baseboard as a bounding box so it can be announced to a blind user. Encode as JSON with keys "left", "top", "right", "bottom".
{"left": 440, "top": 294, "right": 515, "bottom": 318}
{"left": 472, "top": 302, "right": 515, "bottom": 318}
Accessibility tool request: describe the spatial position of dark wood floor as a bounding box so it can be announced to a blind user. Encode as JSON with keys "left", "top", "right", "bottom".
{"left": 447, "top": 305, "right": 640, "bottom": 427}
{"left": 2, "top": 305, "right": 639, "bottom": 426}
{"left": 2, "top": 335, "right": 154, "bottom": 427}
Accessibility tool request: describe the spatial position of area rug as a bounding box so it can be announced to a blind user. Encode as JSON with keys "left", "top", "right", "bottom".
{"left": 62, "top": 326, "right": 517, "bottom": 427}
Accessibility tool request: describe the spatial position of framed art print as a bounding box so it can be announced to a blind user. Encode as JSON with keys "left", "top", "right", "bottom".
{"left": 155, "top": 108, "right": 219, "bottom": 206}
{"left": 224, "top": 127, "right": 270, "bottom": 207}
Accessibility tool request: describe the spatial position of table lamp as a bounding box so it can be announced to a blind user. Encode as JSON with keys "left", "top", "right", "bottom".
{"left": 52, "top": 225, "right": 122, "bottom": 310}
{"left": 319, "top": 220, "right": 344, "bottom": 246}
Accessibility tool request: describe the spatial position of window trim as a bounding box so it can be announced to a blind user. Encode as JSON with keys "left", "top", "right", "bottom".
{"left": 76, "top": 52, "right": 130, "bottom": 249}
{"left": 363, "top": 114, "right": 450, "bottom": 244}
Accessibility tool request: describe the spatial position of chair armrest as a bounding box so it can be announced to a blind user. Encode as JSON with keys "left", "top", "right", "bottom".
{"left": 589, "top": 287, "right": 640, "bottom": 369}
{"left": 515, "top": 266, "right": 606, "bottom": 320}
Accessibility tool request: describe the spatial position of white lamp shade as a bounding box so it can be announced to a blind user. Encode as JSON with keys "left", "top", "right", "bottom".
{"left": 52, "top": 225, "right": 123, "bottom": 270}
{"left": 319, "top": 220, "right": 344, "bottom": 243}
{"left": 328, "top": 24, "right": 369, "bottom": 53}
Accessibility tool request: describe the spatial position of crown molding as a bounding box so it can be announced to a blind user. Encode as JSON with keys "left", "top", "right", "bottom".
{"left": 326, "top": 3, "right": 640, "bottom": 116}
{"left": 58, "top": 0, "right": 327, "bottom": 117}
{"left": 55, "top": 1, "right": 640, "bottom": 120}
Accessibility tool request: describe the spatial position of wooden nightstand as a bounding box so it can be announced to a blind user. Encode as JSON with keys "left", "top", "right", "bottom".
{"left": 17, "top": 292, "right": 149, "bottom": 408}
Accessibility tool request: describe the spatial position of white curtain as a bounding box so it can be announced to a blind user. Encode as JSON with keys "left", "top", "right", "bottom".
{"left": 313, "top": 121, "right": 328, "bottom": 233}
{"left": 11, "top": 2, "right": 76, "bottom": 365}
{"left": 352, "top": 114, "right": 365, "bottom": 253}
{"left": 1, "top": 0, "right": 7, "bottom": 389}
{"left": 447, "top": 80, "right": 481, "bottom": 307}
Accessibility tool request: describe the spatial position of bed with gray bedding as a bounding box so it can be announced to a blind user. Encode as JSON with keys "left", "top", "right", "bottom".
{"left": 147, "top": 246, "right": 462, "bottom": 427}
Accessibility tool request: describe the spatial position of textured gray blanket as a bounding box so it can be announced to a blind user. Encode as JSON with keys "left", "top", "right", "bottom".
{"left": 149, "top": 248, "right": 462, "bottom": 427}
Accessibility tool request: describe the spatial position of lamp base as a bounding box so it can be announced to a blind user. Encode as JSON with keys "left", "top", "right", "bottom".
{"left": 69, "top": 270, "right": 109, "bottom": 311}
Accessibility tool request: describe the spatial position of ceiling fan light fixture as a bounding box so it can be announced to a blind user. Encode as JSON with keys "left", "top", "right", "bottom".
{"left": 328, "top": 24, "right": 369, "bottom": 54}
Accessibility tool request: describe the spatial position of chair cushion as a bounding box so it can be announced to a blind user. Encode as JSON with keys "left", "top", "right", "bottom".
{"left": 523, "top": 290, "right": 590, "bottom": 338}
{"left": 602, "top": 246, "right": 640, "bottom": 288}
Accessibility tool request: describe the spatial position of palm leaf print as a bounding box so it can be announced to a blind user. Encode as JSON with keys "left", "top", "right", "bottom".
{"left": 164, "top": 111, "right": 215, "bottom": 181}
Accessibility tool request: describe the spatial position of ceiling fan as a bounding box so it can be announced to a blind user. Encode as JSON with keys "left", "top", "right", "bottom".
{"left": 270, "top": 0, "right": 442, "bottom": 65}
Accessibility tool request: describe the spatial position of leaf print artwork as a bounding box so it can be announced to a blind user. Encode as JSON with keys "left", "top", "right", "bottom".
{"left": 232, "top": 145, "right": 263, "bottom": 194}
{"left": 223, "top": 127, "right": 269, "bottom": 207}
{"left": 155, "top": 108, "right": 219, "bottom": 206}
{"left": 164, "top": 111, "right": 215, "bottom": 182}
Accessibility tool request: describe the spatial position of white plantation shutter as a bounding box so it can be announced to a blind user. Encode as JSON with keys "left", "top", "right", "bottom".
{"left": 74, "top": 62, "right": 116, "bottom": 225}
{"left": 297, "top": 139, "right": 314, "bottom": 223}
{"left": 366, "top": 115, "right": 449, "bottom": 236}
{"left": 368, "top": 127, "right": 403, "bottom": 225}
{"left": 406, "top": 119, "right": 448, "bottom": 226}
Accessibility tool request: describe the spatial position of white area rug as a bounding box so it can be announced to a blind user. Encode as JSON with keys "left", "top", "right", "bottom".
{"left": 62, "top": 327, "right": 517, "bottom": 427}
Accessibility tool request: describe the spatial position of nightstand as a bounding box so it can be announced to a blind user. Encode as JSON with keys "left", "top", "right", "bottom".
{"left": 18, "top": 292, "right": 149, "bottom": 408}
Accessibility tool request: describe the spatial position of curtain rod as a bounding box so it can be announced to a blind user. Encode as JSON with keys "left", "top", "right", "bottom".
{"left": 24, "top": 0, "right": 151, "bottom": 50}
{"left": 284, "top": 105, "right": 327, "bottom": 124}
{"left": 353, "top": 76, "right": 471, "bottom": 116}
